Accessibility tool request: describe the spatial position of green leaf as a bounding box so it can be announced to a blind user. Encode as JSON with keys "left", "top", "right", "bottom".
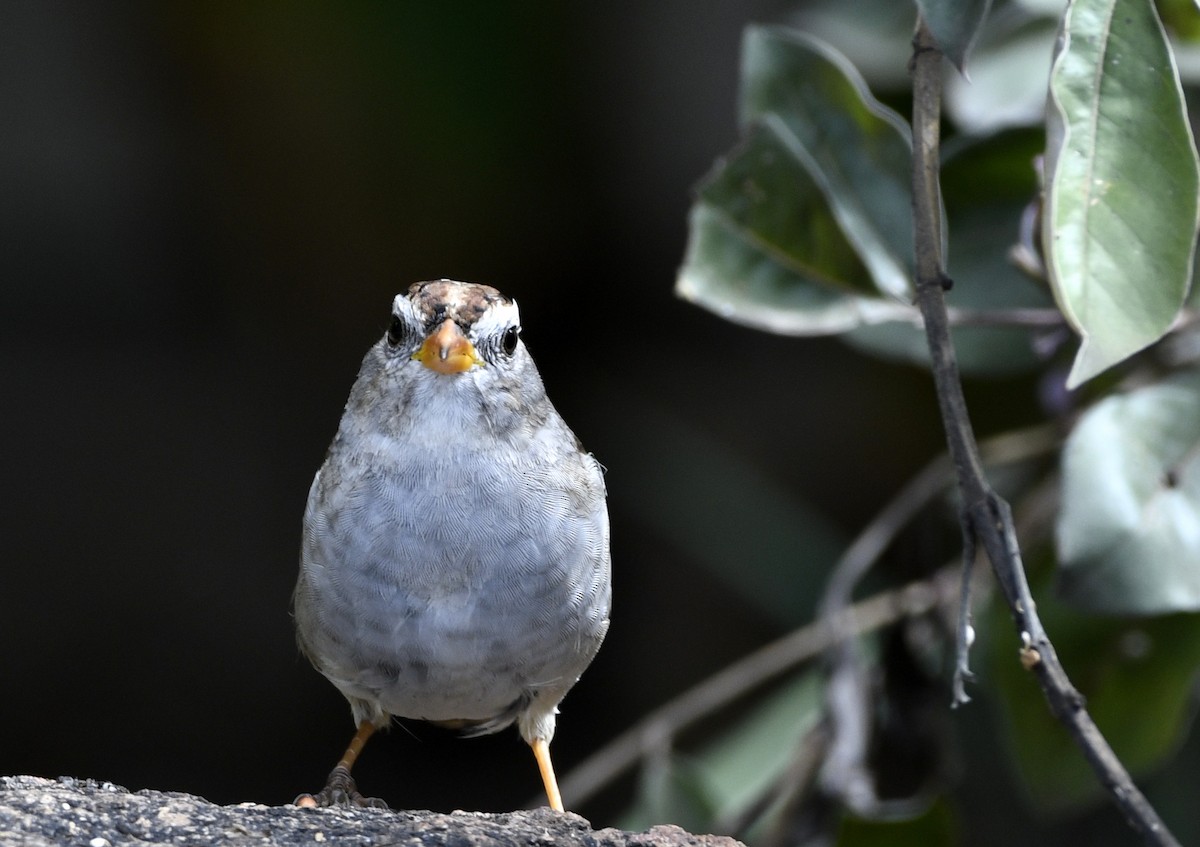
{"left": 1157, "top": 0, "right": 1200, "bottom": 40}
{"left": 845, "top": 129, "right": 1054, "bottom": 374}
{"left": 695, "top": 119, "right": 877, "bottom": 297}
{"left": 619, "top": 673, "right": 824, "bottom": 834}
{"left": 915, "top": 0, "right": 994, "bottom": 71}
{"left": 677, "top": 27, "right": 919, "bottom": 336}
{"left": 678, "top": 200, "right": 913, "bottom": 337}
{"left": 1057, "top": 369, "right": 1200, "bottom": 613}
{"left": 621, "top": 753, "right": 718, "bottom": 834}
{"left": 693, "top": 672, "right": 824, "bottom": 825}
{"left": 944, "top": 17, "right": 1058, "bottom": 133}
{"left": 739, "top": 26, "right": 914, "bottom": 301}
{"left": 792, "top": 0, "right": 918, "bottom": 90}
{"left": 1044, "top": 0, "right": 1200, "bottom": 388}
{"left": 987, "top": 573, "right": 1200, "bottom": 811}
{"left": 837, "top": 799, "right": 959, "bottom": 846}
{"left": 1015, "top": 0, "right": 1069, "bottom": 16}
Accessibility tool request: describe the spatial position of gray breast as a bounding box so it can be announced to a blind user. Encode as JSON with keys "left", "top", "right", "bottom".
{"left": 294, "top": 436, "right": 611, "bottom": 728}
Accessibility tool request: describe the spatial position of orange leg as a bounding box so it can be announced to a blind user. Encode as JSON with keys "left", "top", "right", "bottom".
{"left": 531, "top": 737, "right": 564, "bottom": 812}
{"left": 337, "top": 721, "right": 377, "bottom": 771}
{"left": 295, "top": 722, "right": 387, "bottom": 808}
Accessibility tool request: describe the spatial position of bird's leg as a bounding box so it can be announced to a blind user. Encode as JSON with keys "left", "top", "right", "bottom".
{"left": 530, "top": 737, "right": 564, "bottom": 812}
{"left": 295, "top": 722, "right": 388, "bottom": 809}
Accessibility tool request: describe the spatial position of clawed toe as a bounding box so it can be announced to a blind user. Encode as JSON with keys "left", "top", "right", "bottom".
{"left": 294, "top": 765, "right": 388, "bottom": 809}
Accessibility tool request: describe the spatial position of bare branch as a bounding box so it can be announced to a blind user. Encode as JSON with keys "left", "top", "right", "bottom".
{"left": 859, "top": 301, "right": 1066, "bottom": 330}
{"left": 816, "top": 423, "right": 1057, "bottom": 808}
{"left": 556, "top": 572, "right": 958, "bottom": 810}
{"left": 951, "top": 517, "right": 977, "bottom": 706}
{"left": 943, "top": 306, "right": 1064, "bottom": 328}
{"left": 558, "top": 422, "right": 1057, "bottom": 812}
{"left": 909, "top": 19, "right": 1180, "bottom": 847}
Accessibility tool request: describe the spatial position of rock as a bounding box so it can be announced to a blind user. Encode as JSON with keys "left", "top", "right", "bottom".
{"left": 0, "top": 776, "right": 743, "bottom": 847}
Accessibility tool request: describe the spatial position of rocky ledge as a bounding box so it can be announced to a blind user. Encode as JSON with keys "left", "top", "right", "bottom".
{"left": 0, "top": 776, "right": 742, "bottom": 847}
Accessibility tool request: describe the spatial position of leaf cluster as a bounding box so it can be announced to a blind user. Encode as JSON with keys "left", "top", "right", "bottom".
{"left": 616, "top": 0, "right": 1200, "bottom": 843}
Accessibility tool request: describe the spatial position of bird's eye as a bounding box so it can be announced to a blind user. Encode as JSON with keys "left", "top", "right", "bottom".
{"left": 501, "top": 325, "right": 520, "bottom": 356}
{"left": 386, "top": 315, "right": 406, "bottom": 347}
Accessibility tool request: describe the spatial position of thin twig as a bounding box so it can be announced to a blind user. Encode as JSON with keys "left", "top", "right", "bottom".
{"left": 856, "top": 301, "right": 1066, "bottom": 330}
{"left": 943, "top": 306, "right": 1064, "bottom": 328}
{"left": 909, "top": 19, "right": 1180, "bottom": 847}
{"left": 815, "top": 456, "right": 952, "bottom": 813}
{"left": 951, "top": 517, "right": 977, "bottom": 706}
{"left": 718, "top": 721, "right": 829, "bottom": 838}
{"left": 815, "top": 424, "right": 1056, "bottom": 809}
{"left": 556, "top": 572, "right": 958, "bottom": 810}
{"left": 558, "top": 423, "right": 1059, "bottom": 811}
{"left": 816, "top": 421, "right": 1058, "bottom": 624}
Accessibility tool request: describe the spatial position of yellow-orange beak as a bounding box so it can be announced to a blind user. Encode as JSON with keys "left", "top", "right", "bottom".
{"left": 412, "top": 319, "right": 483, "bottom": 374}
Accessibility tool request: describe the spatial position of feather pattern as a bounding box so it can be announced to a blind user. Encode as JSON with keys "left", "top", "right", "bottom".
{"left": 293, "top": 280, "right": 611, "bottom": 748}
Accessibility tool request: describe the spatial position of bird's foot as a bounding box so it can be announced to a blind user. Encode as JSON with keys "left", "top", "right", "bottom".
{"left": 294, "top": 765, "right": 389, "bottom": 809}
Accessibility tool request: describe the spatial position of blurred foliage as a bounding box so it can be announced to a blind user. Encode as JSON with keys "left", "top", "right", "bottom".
{"left": 836, "top": 800, "right": 958, "bottom": 846}
{"left": 915, "top": 0, "right": 994, "bottom": 71}
{"left": 987, "top": 566, "right": 1200, "bottom": 811}
{"left": 621, "top": 673, "right": 825, "bottom": 833}
{"left": 677, "top": 27, "right": 915, "bottom": 335}
{"left": 633, "top": 0, "right": 1200, "bottom": 844}
{"left": 845, "top": 128, "right": 1054, "bottom": 374}
{"left": 1058, "top": 370, "right": 1200, "bottom": 613}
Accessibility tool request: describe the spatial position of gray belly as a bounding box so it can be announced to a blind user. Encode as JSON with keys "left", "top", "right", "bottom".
{"left": 294, "top": 450, "right": 610, "bottom": 726}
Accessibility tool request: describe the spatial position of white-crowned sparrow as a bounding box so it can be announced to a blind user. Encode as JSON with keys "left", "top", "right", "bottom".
{"left": 292, "top": 280, "right": 611, "bottom": 812}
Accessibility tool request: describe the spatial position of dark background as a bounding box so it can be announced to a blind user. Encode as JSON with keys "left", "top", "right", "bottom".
{"left": 0, "top": 0, "right": 1037, "bottom": 828}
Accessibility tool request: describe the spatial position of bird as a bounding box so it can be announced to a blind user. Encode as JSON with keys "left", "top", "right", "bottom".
{"left": 292, "top": 279, "right": 611, "bottom": 812}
